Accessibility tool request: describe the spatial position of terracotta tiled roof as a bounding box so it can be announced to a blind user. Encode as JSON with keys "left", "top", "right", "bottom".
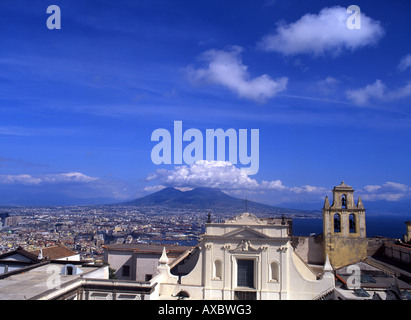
{"left": 29, "top": 243, "right": 77, "bottom": 260}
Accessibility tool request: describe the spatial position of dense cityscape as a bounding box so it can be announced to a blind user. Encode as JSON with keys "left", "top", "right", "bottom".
{"left": 0, "top": 185, "right": 326, "bottom": 263}
{"left": 0, "top": 206, "right": 228, "bottom": 262}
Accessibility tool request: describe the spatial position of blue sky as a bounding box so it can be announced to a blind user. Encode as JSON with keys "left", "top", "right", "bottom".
{"left": 0, "top": 0, "right": 411, "bottom": 208}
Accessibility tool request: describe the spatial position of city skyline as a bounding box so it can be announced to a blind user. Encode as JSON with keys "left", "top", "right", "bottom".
{"left": 0, "top": 1, "right": 411, "bottom": 209}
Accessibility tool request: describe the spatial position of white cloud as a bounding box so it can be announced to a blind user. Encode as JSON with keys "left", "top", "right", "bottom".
{"left": 187, "top": 46, "right": 288, "bottom": 102}
{"left": 260, "top": 179, "right": 287, "bottom": 191}
{"left": 258, "top": 6, "right": 384, "bottom": 56}
{"left": 143, "top": 185, "right": 166, "bottom": 192}
{"left": 361, "top": 193, "right": 405, "bottom": 202}
{"left": 290, "top": 185, "right": 327, "bottom": 194}
{"left": 363, "top": 185, "right": 382, "bottom": 193}
{"left": 346, "top": 79, "right": 386, "bottom": 105}
{"left": 42, "top": 172, "right": 99, "bottom": 183}
{"left": 320, "top": 77, "right": 339, "bottom": 86}
{"left": 392, "top": 83, "right": 411, "bottom": 100}
{"left": 346, "top": 80, "right": 411, "bottom": 105}
{"left": 147, "top": 160, "right": 326, "bottom": 198}
{"left": 0, "top": 172, "right": 98, "bottom": 185}
{"left": 0, "top": 174, "right": 42, "bottom": 185}
{"left": 398, "top": 54, "right": 411, "bottom": 72}
{"left": 383, "top": 181, "right": 409, "bottom": 192}
{"left": 316, "top": 76, "right": 339, "bottom": 95}
{"left": 360, "top": 181, "right": 410, "bottom": 202}
{"left": 147, "top": 160, "right": 260, "bottom": 190}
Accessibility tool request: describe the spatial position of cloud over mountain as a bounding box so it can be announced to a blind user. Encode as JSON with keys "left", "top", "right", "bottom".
{"left": 146, "top": 161, "right": 411, "bottom": 206}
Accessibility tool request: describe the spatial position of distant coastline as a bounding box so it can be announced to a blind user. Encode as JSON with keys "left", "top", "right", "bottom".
{"left": 293, "top": 214, "right": 410, "bottom": 239}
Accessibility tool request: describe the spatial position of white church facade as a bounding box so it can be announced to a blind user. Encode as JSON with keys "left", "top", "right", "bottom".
{"left": 150, "top": 212, "right": 335, "bottom": 300}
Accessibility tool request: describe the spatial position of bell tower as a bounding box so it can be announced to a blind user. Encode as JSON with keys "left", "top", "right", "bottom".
{"left": 322, "top": 181, "right": 367, "bottom": 268}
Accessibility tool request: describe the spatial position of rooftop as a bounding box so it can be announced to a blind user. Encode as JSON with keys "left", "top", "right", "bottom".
{"left": 29, "top": 243, "right": 77, "bottom": 260}
{"left": 102, "top": 243, "right": 194, "bottom": 254}
{"left": 0, "top": 246, "right": 40, "bottom": 263}
{"left": 335, "top": 261, "right": 411, "bottom": 291}
{"left": 333, "top": 181, "right": 353, "bottom": 191}
{"left": 0, "top": 262, "right": 101, "bottom": 300}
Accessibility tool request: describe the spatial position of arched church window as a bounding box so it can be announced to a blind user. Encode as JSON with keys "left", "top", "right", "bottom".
{"left": 341, "top": 194, "right": 347, "bottom": 208}
{"left": 334, "top": 213, "right": 341, "bottom": 233}
{"left": 270, "top": 262, "right": 279, "bottom": 282}
{"left": 213, "top": 259, "right": 223, "bottom": 280}
{"left": 349, "top": 213, "right": 356, "bottom": 233}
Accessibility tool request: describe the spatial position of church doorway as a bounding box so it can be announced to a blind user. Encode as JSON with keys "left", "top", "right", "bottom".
{"left": 237, "top": 259, "right": 255, "bottom": 288}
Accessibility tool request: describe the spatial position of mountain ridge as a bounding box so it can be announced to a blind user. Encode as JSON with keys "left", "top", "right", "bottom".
{"left": 119, "top": 186, "right": 321, "bottom": 216}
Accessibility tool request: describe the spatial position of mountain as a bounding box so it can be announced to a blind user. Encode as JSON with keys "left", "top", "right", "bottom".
{"left": 119, "top": 187, "right": 320, "bottom": 217}
{"left": 123, "top": 187, "right": 240, "bottom": 208}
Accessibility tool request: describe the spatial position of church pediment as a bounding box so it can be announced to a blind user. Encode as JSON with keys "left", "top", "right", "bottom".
{"left": 222, "top": 226, "right": 269, "bottom": 239}
{"left": 224, "top": 212, "right": 266, "bottom": 225}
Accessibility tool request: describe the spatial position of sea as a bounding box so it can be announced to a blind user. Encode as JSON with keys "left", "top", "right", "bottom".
{"left": 292, "top": 214, "right": 410, "bottom": 239}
